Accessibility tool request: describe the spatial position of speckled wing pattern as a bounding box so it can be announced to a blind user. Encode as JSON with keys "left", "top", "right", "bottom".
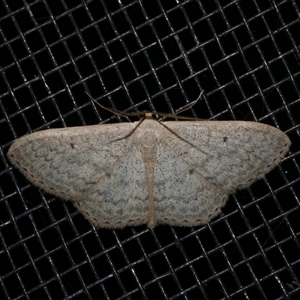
{"left": 8, "top": 119, "right": 290, "bottom": 228}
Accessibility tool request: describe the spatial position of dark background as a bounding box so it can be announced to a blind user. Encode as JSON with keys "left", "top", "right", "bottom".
{"left": 0, "top": 0, "right": 300, "bottom": 299}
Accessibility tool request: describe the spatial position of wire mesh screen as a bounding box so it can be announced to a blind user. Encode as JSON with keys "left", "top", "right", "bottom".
{"left": 0, "top": 0, "right": 299, "bottom": 299}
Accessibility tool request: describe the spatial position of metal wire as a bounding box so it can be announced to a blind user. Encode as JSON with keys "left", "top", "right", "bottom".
{"left": 0, "top": 0, "right": 299, "bottom": 299}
